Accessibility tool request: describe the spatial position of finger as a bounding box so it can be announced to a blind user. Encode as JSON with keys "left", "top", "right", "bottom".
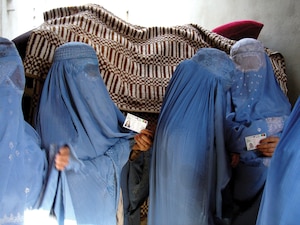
{"left": 258, "top": 147, "right": 275, "bottom": 157}
{"left": 55, "top": 155, "right": 67, "bottom": 170}
{"left": 134, "top": 134, "right": 152, "bottom": 148}
{"left": 55, "top": 146, "right": 70, "bottom": 170}
{"left": 257, "top": 144, "right": 272, "bottom": 150}
{"left": 139, "top": 129, "right": 154, "bottom": 139}
{"left": 55, "top": 157, "right": 67, "bottom": 170}
{"left": 257, "top": 142, "right": 277, "bottom": 151}
{"left": 137, "top": 139, "right": 150, "bottom": 150}
{"left": 55, "top": 161, "right": 65, "bottom": 171}
{"left": 132, "top": 144, "right": 142, "bottom": 151}
{"left": 134, "top": 137, "right": 151, "bottom": 151}
{"left": 139, "top": 134, "right": 152, "bottom": 145}
{"left": 132, "top": 143, "right": 147, "bottom": 151}
{"left": 56, "top": 152, "right": 68, "bottom": 164}
{"left": 259, "top": 136, "right": 279, "bottom": 144}
{"left": 261, "top": 151, "right": 273, "bottom": 157}
{"left": 59, "top": 146, "right": 70, "bottom": 156}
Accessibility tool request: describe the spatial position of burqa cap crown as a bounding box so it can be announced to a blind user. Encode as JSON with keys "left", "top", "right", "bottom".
{"left": 0, "top": 37, "right": 19, "bottom": 58}
{"left": 53, "top": 42, "right": 98, "bottom": 62}
{"left": 230, "top": 38, "right": 264, "bottom": 57}
{"left": 230, "top": 38, "right": 265, "bottom": 72}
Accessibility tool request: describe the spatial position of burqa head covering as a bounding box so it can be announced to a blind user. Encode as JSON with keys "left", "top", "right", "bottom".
{"left": 35, "top": 42, "right": 134, "bottom": 225}
{"left": 226, "top": 38, "right": 291, "bottom": 154}
{"left": 229, "top": 38, "right": 291, "bottom": 122}
{"left": 230, "top": 37, "right": 266, "bottom": 72}
{"left": 148, "top": 48, "right": 234, "bottom": 225}
{"left": 35, "top": 42, "right": 133, "bottom": 158}
{"left": 0, "top": 37, "right": 46, "bottom": 224}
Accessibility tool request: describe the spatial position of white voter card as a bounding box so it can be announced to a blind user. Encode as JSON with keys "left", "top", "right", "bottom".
{"left": 123, "top": 113, "right": 148, "bottom": 133}
{"left": 245, "top": 133, "right": 267, "bottom": 151}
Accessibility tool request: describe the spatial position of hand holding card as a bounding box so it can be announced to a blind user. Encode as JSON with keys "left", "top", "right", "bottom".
{"left": 245, "top": 133, "right": 267, "bottom": 151}
{"left": 123, "top": 113, "right": 148, "bottom": 133}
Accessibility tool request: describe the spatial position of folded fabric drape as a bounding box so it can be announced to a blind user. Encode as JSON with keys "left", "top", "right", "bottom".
{"left": 256, "top": 96, "right": 300, "bottom": 225}
{"left": 35, "top": 42, "right": 135, "bottom": 225}
{"left": 0, "top": 37, "right": 46, "bottom": 225}
{"left": 148, "top": 48, "right": 234, "bottom": 225}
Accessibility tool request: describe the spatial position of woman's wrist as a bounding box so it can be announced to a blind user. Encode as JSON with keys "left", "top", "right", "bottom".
{"left": 129, "top": 150, "right": 141, "bottom": 161}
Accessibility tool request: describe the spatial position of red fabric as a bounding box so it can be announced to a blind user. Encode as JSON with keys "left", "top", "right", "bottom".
{"left": 212, "top": 20, "right": 264, "bottom": 40}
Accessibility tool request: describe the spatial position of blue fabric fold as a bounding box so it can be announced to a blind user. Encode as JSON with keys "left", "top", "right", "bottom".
{"left": 148, "top": 48, "right": 234, "bottom": 225}
{"left": 256, "top": 97, "right": 300, "bottom": 225}
{"left": 35, "top": 42, "right": 135, "bottom": 225}
{"left": 0, "top": 37, "right": 47, "bottom": 225}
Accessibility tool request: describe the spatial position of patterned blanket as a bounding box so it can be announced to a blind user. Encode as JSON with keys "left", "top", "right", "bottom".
{"left": 23, "top": 4, "right": 287, "bottom": 124}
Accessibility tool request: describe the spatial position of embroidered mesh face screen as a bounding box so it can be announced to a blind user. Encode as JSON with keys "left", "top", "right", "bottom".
{"left": 0, "top": 37, "right": 25, "bottom": 94}
{"left": 230, "top": 38, "right": 266, "bottom": 72}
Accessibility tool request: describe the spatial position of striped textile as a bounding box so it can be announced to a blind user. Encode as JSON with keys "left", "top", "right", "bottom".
{"left": 23, "top": 4, "right": 288, "bottom": 124}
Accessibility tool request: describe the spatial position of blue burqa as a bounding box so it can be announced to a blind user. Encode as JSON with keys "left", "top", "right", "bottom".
{"left": 225, "top": 38, "right": 291, "bottom": 225}
{"left": 0, "top": 37, "right": 46, "bottom": 224}
{"left": 256, "top": 96, "right": 300, "bottom": 225}
{"left": 35, "top": 42, "right": 135, "bottom": 225}
{"left": 148, "top": 48, "right": 234, "bottom": 225}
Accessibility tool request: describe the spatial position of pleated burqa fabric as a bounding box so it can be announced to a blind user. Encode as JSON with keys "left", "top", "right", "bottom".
{"left": 148, "top": 48, "right": 234, "bottom": 225}
{"left": 0, "top": 37, "right": 46, "bottom": 224}
{"left": 35, "top": 42, "right": 134, "bottom": 225}
{"left": 256, "top": 96, "right": 300, "bottom": 225}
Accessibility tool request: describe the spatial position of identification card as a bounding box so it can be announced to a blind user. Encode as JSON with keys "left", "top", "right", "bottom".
{"left": 245, "top": 133, "right": 267, "bottom": 151}
{"left": 123, "top": 113, "right": 148, "bottom": 133}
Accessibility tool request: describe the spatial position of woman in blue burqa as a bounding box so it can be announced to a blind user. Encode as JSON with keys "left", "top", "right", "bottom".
{"left": 35, "top": 42, "right": 153, "bottom": 225}
{"left": 0, "top": 37, "right": 47, "bottom": 224}
{"left": 256, "top": 96, "right": 300, "bottom": 225}
{"left": 225, "top": 38, "right": 291, "bottom": 225}
{"left": 148, "top": 48, "right": 235, "bottom": 225}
